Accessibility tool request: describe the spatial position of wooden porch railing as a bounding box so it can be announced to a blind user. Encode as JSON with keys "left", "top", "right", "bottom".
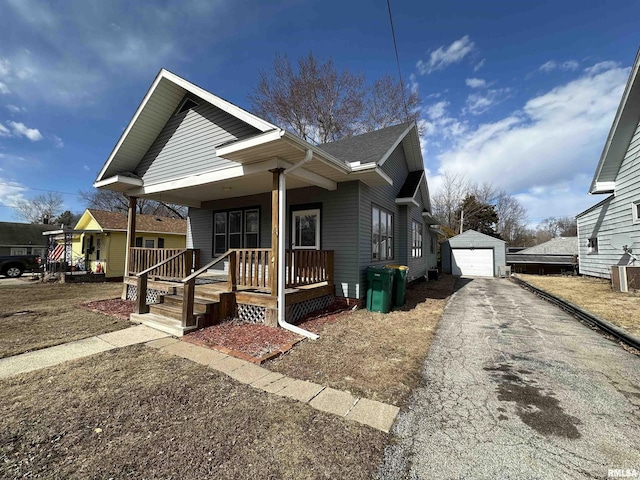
{"left": 285, "top": 250, "right": 334, "bottom": 288}
{"left": 129, "top": 247, "right": 200, "bottom": 278}
{"left": 235, "top": 249, "right": 272, "bottom": 290}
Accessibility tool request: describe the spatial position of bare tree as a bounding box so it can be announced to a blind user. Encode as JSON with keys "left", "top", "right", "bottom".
{"left": 250, "top": 52, "right": 419, "bottom": 144}
{"left": 13, "top": 192, "right": 64, "bottom": 224}
{"left": 79, "top": 189, "right": 187, "bottom": 219}
{"left": 431, "top": 171, "right": 470, "bottom": 229}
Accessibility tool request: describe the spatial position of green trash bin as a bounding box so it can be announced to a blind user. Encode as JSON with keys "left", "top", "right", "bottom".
{"left": 385, "top": 265, "right": 409, "bottom": 307}
{"left": 366, "top": 267, "right": 394, "bottom": 313}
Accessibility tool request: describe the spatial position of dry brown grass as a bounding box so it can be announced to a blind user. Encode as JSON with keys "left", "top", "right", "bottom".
{"left": 0, "top": 282, "right": 129, "bottom": 358}
{"left": 268, "top": 275, "right": 457, "bottom": 406}
{"left": 0, "top": 346, "right": 386, "bottom": 479}
{"left": 518, "top": 274, "right": 640, "bottom": 337}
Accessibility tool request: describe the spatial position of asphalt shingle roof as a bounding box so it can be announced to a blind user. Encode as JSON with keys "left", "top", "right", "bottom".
{"left": 87, "top": 209, "right": 187, "bottom": 235}
{"left": 317, "top": 122, "right": 411, "bottom": 164}
{"left": 0, "top": 222, "right": 51, "bottom": 246}
{"left": 515, "top": 237, "right": 579, "bottom": 256}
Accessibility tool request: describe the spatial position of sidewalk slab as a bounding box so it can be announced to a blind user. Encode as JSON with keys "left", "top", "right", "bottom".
{"left": 228, "top": 363, "right": 271, "bottom": 384}
{"left": 209, "top": 355, "right": 246, "bottom": 374}
{"left": 0, "top": 337, "right": 114, "bottom": 379}
{"left": 146, "top": 337, "right": 180, "bottom": 349}
{"left": 259, "top": 376, "right": 297, "bottom": 394}
{"left": 98, "top": 325, "right": 169, "bottom": 347}
{"left": 345, "top": 398, "right": 400, "bottom": 433}
{"left": 250, "top": 371, "right": 284, "bottom": 389}
{"left": 309, "top": 387, "right": 358, "bottom": 416}
{"left": 161, "top": 341, "right": 227, "bottom": 366}
{"left": 276, "top": 379, "right": 325, "bottom": 403}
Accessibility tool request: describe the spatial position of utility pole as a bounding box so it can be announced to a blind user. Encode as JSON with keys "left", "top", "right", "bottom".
{"left": 459, "top": 209, "right": 464, "bottom": 234}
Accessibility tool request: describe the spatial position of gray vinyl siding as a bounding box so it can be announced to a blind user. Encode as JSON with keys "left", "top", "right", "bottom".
{"left": 358, "top": 144, "right": 410, "bottom": 293}
{"left": 578, "top": 121, "right": 640, "bottom": 278}
{"left": 135, "top": 100, "right": 259, "bottom": 185}
{"left": 187, "top": 181, "right": 360, "bottom": 298}
{"left": 440, "top": 230, "right": 506, "bottom": 275}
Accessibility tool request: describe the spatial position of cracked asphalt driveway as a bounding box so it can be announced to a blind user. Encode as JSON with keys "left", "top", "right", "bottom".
{"left": 378, "top": 277, "right": 640, "bottom": 479}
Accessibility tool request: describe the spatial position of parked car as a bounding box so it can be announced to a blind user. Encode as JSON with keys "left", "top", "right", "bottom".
{"left": 0, "top": 254, "right": 42, "bottom": 278}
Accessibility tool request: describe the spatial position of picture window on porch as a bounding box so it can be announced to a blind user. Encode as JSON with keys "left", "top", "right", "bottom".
{"left": 213, "top": 207, "right": 260, "bottom": 256}
{"left": 412, "top": 220, "right": 423, "bottom": 258}
{"left": 372, "top": 205, "right": 394, "bottom": 261}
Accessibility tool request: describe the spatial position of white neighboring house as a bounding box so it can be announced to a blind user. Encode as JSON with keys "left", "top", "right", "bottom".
{"left": 577, "top": 49, "right": 640, "bottom": 279}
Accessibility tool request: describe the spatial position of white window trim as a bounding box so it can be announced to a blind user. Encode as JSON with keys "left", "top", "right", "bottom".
{"left": 292, "top": 209, "right": 321, "bottom": 250}
{"left": 633, "top": 200, "right": 640, "bottom": 224}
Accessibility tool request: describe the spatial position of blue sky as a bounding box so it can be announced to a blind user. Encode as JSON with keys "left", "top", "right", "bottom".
{"left": 0, "top": 0, "right": 639, "bottom": 226}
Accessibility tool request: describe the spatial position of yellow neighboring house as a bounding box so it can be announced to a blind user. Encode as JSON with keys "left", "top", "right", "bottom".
{"left": 72, "top": 209, "right": 187, "bottom": 278}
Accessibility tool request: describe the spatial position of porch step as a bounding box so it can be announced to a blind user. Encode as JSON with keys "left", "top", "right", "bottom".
{"left": 162, "top": 294, "right": 215, "bottom": 313}
{"left": 148, "top": 303, "right": 208, "bottom": 325}
{"left": 130, "top": 312, "right": 198, "bottom": 337}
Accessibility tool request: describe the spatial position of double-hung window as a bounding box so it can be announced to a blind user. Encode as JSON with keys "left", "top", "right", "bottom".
{"left": 372, "top": 205, "right": 394, "bottom": 260}
{"left": 412, "top": 220, "right": 423, "bottom": 258}
{"left": 213, "top": 208, "right": 260, "bottom": 255}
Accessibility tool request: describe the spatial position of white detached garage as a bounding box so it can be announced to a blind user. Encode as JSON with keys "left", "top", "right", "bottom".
{"left": 441, "top": 230, "right": 506, "bottom": 277}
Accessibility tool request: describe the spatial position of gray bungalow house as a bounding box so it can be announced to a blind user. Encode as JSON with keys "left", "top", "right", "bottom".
{"left": 577, "top": 50, "right": 640, "bottom": 279}
{"left": 93, "top": 69, "right": 438, "bottom": 336}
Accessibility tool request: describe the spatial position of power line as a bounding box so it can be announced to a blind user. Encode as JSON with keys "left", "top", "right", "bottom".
{"left": 386, "top": 0, "right": 410, "bottom": 120}
{"left": 0, "top": 182, "right": 83, "bottom": 197}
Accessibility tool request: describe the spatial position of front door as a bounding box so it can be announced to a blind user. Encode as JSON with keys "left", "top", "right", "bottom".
{"left": 292, "top": 209, "right": 320, "bottom": 250}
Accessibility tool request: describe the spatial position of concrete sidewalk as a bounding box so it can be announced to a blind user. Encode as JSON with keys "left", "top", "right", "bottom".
{"left": 0, "top": 326, "right": 399, "bottom": 433}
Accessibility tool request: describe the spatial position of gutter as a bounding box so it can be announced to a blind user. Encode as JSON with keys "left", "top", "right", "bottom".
{"left": 277, "top": 149, "right": 319, "bottom": 340}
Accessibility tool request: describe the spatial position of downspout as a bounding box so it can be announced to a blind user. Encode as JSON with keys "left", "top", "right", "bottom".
{"left": 278, "top": 149, "right": 319, "bottom": 340}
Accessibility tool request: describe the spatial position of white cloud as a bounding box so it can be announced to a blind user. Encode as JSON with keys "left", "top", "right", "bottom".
{"left": 0, "top": 124, "right": 10, "bottom": 137}
{"left": 0, "top": 177, "right": 26, "bottom": 207}
{"left": 51, "top": 135, "right": 64, "bottom": 148}
{"left": 417, "top": 35, "right": 475, "bottom": 75}
{"left": 7, "top": 121, "right": 43, "bottom": 141}
{"left": 83, "top": 165, "right": 90, "bottom": 171}
{"left": 465, "top": 88, "right": 511, "bottom": 115}
{"left": 429, "top": 62, "right": 629, "bottom": 222}
{"left": 584, "top": 61, "right": 620, "bottom": 75}
{"left": 465, "top": 78, "right": 486, "bottom": 89}
{"left": 425, "top": 101, "right": 449, "bottom": 120}
{"left": 5, "top": 104, "right": 23, "bottom": 113}
{"left": 539, "top": 60, "right": 580, "bottom": 73}
{"left": 474, "top": 59, "right": 486, "bottom": 72}
{"left": 0, "top": 82, "right": 9, "bottom": 94}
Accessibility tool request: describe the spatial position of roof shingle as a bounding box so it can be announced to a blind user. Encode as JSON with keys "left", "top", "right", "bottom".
{"left": 87, "top": 209, "right": 187, "bottom": 235}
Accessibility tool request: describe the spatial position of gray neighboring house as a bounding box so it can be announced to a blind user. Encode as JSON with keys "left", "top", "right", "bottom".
{"left": 507, "top": 237, "right": 578, "bottom": 275}
{"left": 93, "top": 69, "right": 438, "bottom": 311}
{"left": 0, "top": 221, "right": 50, "bottom": 257}
{"left": 440, "top": 230, "right": 506, "bottom": 277}
{"left": 577, "top": 49, "right": 640, "bottom": 279}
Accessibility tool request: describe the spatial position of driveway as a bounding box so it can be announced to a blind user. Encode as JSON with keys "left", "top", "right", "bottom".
{"left": 379, "top": 277, "right": 640, "bottom": 479}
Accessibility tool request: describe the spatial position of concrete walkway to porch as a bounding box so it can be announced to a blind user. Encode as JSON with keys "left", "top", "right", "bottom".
{"left": 0, "top": 325, "right": 399, "bottom": 433}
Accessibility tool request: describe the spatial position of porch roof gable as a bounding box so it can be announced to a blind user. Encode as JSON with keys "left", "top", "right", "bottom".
{"left": 95, "top": 69, "right": 277, "bottom": 185}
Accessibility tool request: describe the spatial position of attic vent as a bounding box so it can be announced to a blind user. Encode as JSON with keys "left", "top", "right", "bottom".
{"left": 176, "top": 98, "right": 198, "bottom": 115}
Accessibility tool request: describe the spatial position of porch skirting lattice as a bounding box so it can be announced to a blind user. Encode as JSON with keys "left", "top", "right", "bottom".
{"left": 287, "top": 294, "right": 334, "bottom": 324}
{"left": 236, "top": 303, "right": 266, "bottom": 324}
{"left": 126, "top": 284, "right": 168, "bottom": 305}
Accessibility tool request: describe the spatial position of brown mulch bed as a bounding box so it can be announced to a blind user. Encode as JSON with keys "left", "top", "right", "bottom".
{"left": 78, "top": 298, "right": 136, "bottom": 321}
{"left": 184, "top": 300, "right": 352, "bottom": 359}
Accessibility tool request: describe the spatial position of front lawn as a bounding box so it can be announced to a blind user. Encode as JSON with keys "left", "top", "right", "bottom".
{"left": 517, "top": 274, "right": 640, "bottom": 337}
{"left": 0, "top": 346, "right": 386, "bottom": 479}
{"left": 0, "top": 282, "right": 129, "bottom": 358}
{"left": 267, "top": 275, "right": 457, "bottom": 406}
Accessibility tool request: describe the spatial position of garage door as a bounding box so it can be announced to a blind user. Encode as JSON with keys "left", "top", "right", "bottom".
{"left": 451, "top": 248, "right": 494, "bottom": 277}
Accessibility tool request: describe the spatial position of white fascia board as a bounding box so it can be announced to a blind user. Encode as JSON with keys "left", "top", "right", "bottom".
{"left": 351, "top": 164, "right": 393, "bottom": 185}
{"left": 281, "top": 131, "right": 351, "bottom": 173}
{"left": 161, "top": 70, "right": 276, "bottom": 133}
{"left": 216, "top": 129, "right": 284, "bottom": 157}
{"left": 130, "top": 159, "right": 280, "bottom": 196}
{"left": 93, "top": 175, "right": 144, "bottom": 190}
{"left": 378, "top": 122, "right": 415, "bottom": 167}
{"left": 95, "top": 70, "right": 167, "bottom": 183}
{"left": 395, "top": 198, "right": 420, "bottom": 207}
{"left": 590, "top": 181, "right": 616, "bottom": 194}
{"left": 278, "top": 160, "right": 337, "bottom": 190}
